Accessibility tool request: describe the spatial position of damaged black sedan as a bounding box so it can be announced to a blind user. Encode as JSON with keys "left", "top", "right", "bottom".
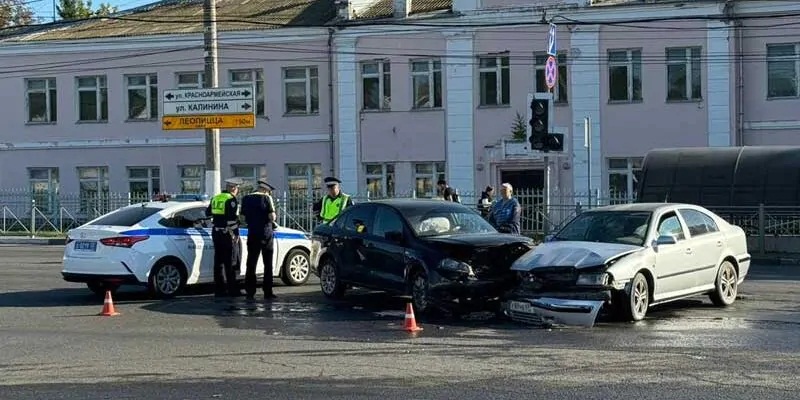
{"left": 309, "top": 199, "right": 534, "bottom": 316}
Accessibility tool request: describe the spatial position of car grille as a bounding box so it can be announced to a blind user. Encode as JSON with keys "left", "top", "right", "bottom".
{"left": 521, "top": 267, "right": 579, "bottom": 290}
{"left": 506, "top": 310, "right": 545, "bottom": 326}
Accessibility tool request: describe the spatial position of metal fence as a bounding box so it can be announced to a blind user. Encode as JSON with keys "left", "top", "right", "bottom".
{"left": 2, "top": 188, "right": 799, "bottom": 255}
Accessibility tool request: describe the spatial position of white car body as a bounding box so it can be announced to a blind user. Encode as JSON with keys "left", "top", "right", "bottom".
{"left": 61, "top": 199, "right": 313, "bottom": 297}
{"left": 505, "top": 203, "right": 751, "bottom": 326}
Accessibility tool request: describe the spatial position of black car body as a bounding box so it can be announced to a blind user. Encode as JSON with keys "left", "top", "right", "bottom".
{"left": 309, "top": 199, "right": 535, "bottom": 315}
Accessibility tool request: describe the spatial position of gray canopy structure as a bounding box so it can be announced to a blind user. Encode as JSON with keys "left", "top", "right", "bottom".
{"left": 637, "top": 146, "right": 800, "bottom": 207}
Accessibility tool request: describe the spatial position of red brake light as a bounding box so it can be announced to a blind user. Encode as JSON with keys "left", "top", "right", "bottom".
{"left": 100, "top": 235, "right": 149, "bottom": 248}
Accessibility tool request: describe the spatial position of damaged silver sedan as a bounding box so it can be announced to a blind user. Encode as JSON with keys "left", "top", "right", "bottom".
{"left": 503, "top": 203, "right": 751, "bottom": 327}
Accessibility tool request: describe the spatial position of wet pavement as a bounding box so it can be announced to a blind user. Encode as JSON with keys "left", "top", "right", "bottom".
{"left": 0, "top": 244, "right": 799, "bottom": 399}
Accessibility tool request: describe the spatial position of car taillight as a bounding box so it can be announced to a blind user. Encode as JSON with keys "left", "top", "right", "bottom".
{"left": 99, "top": 236, "right": 149, "bottom": 248}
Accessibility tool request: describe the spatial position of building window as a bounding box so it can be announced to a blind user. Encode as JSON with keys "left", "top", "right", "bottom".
{"left": 283, "top": 66, "right": 319, "bottom": 115}
{"left": 286, "top": 164, "right": 322, "bottom": 198}
{"left": 607, "top": 157, "right": 643, "bottom": 202}
{"left": 126, "top": 74, "right": 158, "bottom": 120}
{"left": 230, "top": 69, "right": 265, "bottom": 115}
{"left": 608, "top": 49, "right": 642, "bottom": 102}
{"left": 666, "top": 47, "right": 702, "bottom": 101}
{"left": 479, "top": 54, "right": 510, "bottom": 106}
{"left": 76, "top": 76, "right": 108, "bottom": 122}
{"left": 362, "top": 60, "right": 391, "bottom": 110}
{"left": 176, "top": 72, "right": 204, "bottom": 89}
{"left": 365, "top": 163, "right": 395, "bottom": 197}
{"left": 77, "top": 166, "right": 109, "bottom": 214}
{"left": 128, "top": 167, "right": 161, "bottom": 200}
{"left": 414, "top": 162, "right": 446, "bottom": 198}
{"left": 767, "top": 43, "right": 799, "bottom": 98}
{"left": 25, "top": 78, "right": 57, "bottom": 123}
{"left": 411, "top": 59, "right": 442, "bottom": 109}
{"left": 29, "top": 167, "right": 59, "bottom": 214}
{"left": 534, "top": 53, "right": 568, "bottom": 103}
{"left": 231, "top": 164, "right": 267, "bottom": 194}
{"left": 179, "top": 165, "right": 204, "bottom": 194}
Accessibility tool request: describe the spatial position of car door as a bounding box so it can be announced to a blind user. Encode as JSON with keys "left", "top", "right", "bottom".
{"left": 651, "top": 211, "right": 693, "bottom": 299}
{"left": 339, "top": 205, "right": 376, "bottom": 286}
{"left": 166, "top": 206, "right": 212, "bottom": 283}
{"left": 365, "top": 205, "right": 408, "bottom": 291}
{"left": 678, "top": 208, "right": 725, "bottom": 289}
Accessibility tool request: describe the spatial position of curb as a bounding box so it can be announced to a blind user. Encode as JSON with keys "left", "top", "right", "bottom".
{"left": 0, "top": 237, "right": 65, "bottom": 245}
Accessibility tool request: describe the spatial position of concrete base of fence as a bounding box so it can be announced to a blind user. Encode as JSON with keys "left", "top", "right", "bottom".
{"left": 0, "top": 236, "right": 66, "bottom": 245}
{"left": 751, "top": 255, "right": 800, "bottom": 267}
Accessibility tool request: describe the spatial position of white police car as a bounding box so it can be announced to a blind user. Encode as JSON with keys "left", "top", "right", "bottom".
{"left": 61, "top": 196, "right": 313, "bottom": 298}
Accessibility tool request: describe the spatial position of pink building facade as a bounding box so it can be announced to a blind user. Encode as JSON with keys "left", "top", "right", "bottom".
{"left": 2, "top": 0, "right": 800, "bottom": 206}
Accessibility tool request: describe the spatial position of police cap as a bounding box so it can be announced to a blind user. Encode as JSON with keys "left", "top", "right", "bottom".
{"left": 224, "top": 178, "right": 244, "bottom": 187}
{"left": 324, "top": 176, "right": 342, "bottom": 187}
{"left": 257, "top": 180, "right": 275, "bottom": 191}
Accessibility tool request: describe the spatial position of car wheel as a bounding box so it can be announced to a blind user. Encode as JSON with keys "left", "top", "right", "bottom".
{"left": 87, "top": 281, "right": 119, "bottom": 298}
{"left": 147, "top": 260, "right": 186, "bottom": 299}
{"left": 319, "top": 259, "right": 345, "bottom": 299}
{"left": 619, "top": 272, "right": 649, "bottom": 321}
{"left": 410, "top": 271, "right": 431, "bottom": 315}
{"left": 280, "top": 249, "right": 310, "bottom": 286}
{"left": 709, "top": 260, "right": 738, "bottom": 307}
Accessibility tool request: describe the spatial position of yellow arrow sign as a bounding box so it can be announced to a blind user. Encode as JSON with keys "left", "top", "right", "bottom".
{"left": 161, "top": 114, "right": 255, "bottom": 130}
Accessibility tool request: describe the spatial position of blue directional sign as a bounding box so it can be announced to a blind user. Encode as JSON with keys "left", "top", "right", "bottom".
{"left": 547, "top": 23, "right": 557, "bottom": 56}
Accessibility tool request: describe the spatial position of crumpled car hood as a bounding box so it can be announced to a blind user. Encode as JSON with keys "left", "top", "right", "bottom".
{"left": 511, "top": 241, "right": 643, "bottom": 271}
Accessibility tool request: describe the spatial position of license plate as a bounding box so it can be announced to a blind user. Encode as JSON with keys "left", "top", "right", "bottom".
{"left": 74, "top": 240, "right": 97, "bottom": 252}
{"left": 508, "top": 300, "right": 536, "bottom": 314}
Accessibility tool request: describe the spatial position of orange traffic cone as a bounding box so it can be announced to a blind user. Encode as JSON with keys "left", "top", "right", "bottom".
{"left": 403, "top": 303, "right": 423, "bottom": 333}
{"left": 99, "top": 290, "right": 120, "bottom": 316}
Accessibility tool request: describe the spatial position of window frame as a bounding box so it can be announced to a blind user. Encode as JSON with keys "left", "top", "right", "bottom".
{"left": 410, "top": 58, "right": 442, "bottom": 109}
{"left": 282, "top": 66, "right": 320, "bottom": 115}
{"left": 231, "top": 164, "right": 267, "bottom": 195}
{"left": 413, "top": 162, "right": 446, "bottom": 198}
{"left": 229, "top": 69, "right": 265, "bottom": 116}
{"left": 77, "top": 166, "right": 110, "bottom": 215}
{"left": 176, "top": 72, "right": 204, "bottom": 89}
{"left": 25, "top": 77, "right": 57, "bottom": 123}
{"left": 75, "top": 75, "right": 108, "bottom": 122}
{"left": 607, "top": 157, "right": 643, "bottom": 201}
{"left": 364, "top": 163, "right": 395, "bottom": 197}
{"left": 125, "top": 73, "right": 159, "bottom": 120}
{"left": 666, "top": 46, "right": 702, "bottom": 102}
{"left": 533, "top": 52, "right": 568, "bottom": 104}
{"left": 678, "top": 208, "right": 720, "bottom": 237}
{"left": 478, "top": 53, "right": 511, "bottom": 106}
{"left": 607, "top": 49, "right": 643, "bottom": 103}
{"left": 178, "top": 165, "right": 205, "bottom": 194}
{"left": 29, "top": 167, "right": 59, "bottom": 214}
{"left": 361, "top": 59, "right": 391, "bottom": 110}
{"left": 766, "top": 43, "right": 800, "bottom": 99}
{"left": 286, "top": 163, "right": 322, "bottom": 198}
{"left": 127, "top": 166, "right": 161, "bottom": 200}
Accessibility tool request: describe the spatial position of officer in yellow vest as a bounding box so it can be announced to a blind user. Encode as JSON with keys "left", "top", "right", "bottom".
{"left": 314, "top": 177, "right": 354, "bottom": 224}
{"left": 205, "top": 178, "right": 243, "bottom": 297}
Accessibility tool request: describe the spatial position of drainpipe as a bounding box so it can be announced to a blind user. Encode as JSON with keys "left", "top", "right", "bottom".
{"left": 735, "top": 18, "right": 744, "bottom": 146}
{"left": 327, "top": 27, "right": 336, "bottom": 176}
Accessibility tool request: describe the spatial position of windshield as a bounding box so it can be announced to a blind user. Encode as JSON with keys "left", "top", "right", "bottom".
{"left": 404, "top": 208, "right": 497, "bottom": 237}
{"left": 553, "top": 211, "right": 652, "bottom": 246}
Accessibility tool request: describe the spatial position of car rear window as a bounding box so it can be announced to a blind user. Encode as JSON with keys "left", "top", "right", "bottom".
{"left": 88, "top": 207, "right": 162, "bottom": 227}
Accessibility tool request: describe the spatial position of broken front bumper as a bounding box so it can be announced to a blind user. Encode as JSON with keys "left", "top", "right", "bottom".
{"left": 503, "top": 291, "right": 610, "bottom": 327}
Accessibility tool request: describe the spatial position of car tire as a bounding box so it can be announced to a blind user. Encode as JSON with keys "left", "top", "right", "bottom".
{"left": 280, "top": 249, "right": 310, "bottom": 286}
{"left": 147, "top": 260, "right": 186, "bottom": 299}
{"left": 409, "top": 270, "right": 432, "bottom": 315}
{"left": 618, "top": 272, "right": 649, "bottom": 321}
{"left": 319, "top": 258, "right": 345, "bottom": 299}
{"left": 709, "top": 260, "right": 738, "bottom": 307}
{"left": 87, "top": 281, "right": 119, "bottom": 298}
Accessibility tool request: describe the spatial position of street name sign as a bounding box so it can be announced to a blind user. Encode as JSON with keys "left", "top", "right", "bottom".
{"left": 161, "top": 86, "right": 256, "bottom": 130}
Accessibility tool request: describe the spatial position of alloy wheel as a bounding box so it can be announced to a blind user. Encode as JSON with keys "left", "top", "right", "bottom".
{"left": 155, "top": 264, "right": 182, "bottom": 295}
{"left": 289, "top": 254, "right": 309, "bottom": 282}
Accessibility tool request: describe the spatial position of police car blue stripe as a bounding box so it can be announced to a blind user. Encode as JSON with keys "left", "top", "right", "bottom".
{"left": 119, "top": 228, "right": 307, "bottom": 240}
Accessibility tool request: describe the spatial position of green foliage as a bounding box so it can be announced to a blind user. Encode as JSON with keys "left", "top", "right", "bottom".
{"left": 57, "top": 0, "right": 117, "bottom": 20}
{"left": 0, "top": 0, "right": 34, "bottom": 27}
{"left": 511, "top": 111, "right": 527, "bottom": 140}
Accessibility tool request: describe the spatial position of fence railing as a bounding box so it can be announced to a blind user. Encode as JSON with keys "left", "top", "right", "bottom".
{"left": 2, "top": 188, "right": 799, "bottom": 255}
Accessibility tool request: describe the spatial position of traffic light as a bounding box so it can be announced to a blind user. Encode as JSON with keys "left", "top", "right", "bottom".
{"left": 528, "top": 97, "right": 549, "bottom": 151}
{"left": 545, "top": 133, "right": 564, "bottom": 152}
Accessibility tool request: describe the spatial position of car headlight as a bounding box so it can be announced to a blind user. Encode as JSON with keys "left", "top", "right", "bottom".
{"left": 438, "top": 258, "right": 475, "bottom": 277}
{"left": 576, "top": 272, "right": 610, "bottom": 286}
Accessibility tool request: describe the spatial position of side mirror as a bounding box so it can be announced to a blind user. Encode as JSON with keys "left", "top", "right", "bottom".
{"left": 385, "top": 230, "right": 403, "bottom": 243}
{"left": 655, "top": 234, "right": 677, "bottom": 246}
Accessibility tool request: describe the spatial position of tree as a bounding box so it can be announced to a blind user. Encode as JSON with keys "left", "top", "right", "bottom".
{"left": 0, "top": 0, "right": 34, "bottom": 28}
{"left": 511, "top": 111, "right": 527, "bottom": 140}
{"left": 57, "top": 0, "right": 117, "bottom": 20}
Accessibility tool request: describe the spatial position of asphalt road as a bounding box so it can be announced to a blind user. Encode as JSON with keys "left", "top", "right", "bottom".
{"left": 1, "top": 244, "right": 799, "bottom": 399}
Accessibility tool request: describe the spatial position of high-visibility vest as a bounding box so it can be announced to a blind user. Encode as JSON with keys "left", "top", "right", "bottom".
{"left": 320, "top": 194, "right": 349, "bottom": 222}
{"left": 210, "top": 192, "right": 234, "bottom": 215}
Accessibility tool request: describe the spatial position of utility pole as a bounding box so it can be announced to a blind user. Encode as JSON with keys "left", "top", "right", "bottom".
{"left": 585, "top": 116, "right": 591, "bottom": 207}
{"left": 203, "top": 0, "right": 221, "bottom": 196}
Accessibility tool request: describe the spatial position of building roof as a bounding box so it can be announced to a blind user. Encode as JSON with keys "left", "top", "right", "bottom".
{"left": 12, "top": 0, "right": 338, "bottom": 42}
{"left": 356, "top": 0, "right": 452, "bottom": 20}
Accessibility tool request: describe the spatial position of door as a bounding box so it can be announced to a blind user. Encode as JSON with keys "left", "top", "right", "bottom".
{"left": 500, "top": 169, "right": 545, "bottom": 230}
{"left": 167, "top": 206, "right": 213, "bottom": 283}
{"left": 365, "top": 206, "right": 408, "bottom": 291}
{"left": 677, "top": 208, "right": 725, "bottom": 289}
{"left": 339, "top": 205, "right": 376, "bottom": 285}
{"left": 651, "top": 211, "right": 693, "bottom": 299}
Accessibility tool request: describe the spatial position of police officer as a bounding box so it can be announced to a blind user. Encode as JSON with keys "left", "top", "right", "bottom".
{"left": 240, "top": 179, "right": 278, "bottom": 301}
{"left": 313, "top": 177, "right": 354, "bottom": 224}
{"left": 206, "top": 178, "right": 243, "bottom": 297}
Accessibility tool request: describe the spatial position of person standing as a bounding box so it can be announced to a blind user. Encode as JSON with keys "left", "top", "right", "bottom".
{"left": 437, "top": 179, "right": 460, "bottom": 202}
{"left": 314, "top": 177, "right": 354, "bottom": 224}
{"left": 488, "top": 183, "right": 522, "bottom": 235}
{"left": 240, "top": 180, "right": 278, "bottom": 301}
{"left": 206, "top": 178, "right": 243, "bottom": 297}
{"left": 477, "top": 186, "right": 494, "bottom": 218}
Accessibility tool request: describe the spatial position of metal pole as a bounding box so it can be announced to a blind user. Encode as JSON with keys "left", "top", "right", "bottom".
{"left": 203, "top": 0, "right": 221, "bottom": 196}
{"left": 544, "top": 155, "right": 551, "bottom": 235}
{"left": 585, "top": 116, "right": 591, "bottom": 207}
